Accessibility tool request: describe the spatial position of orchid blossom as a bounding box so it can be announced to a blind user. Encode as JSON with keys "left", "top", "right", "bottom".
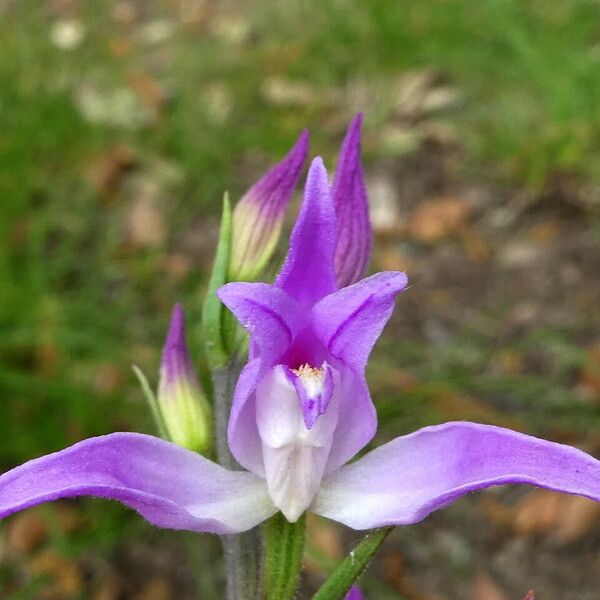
{"left": 2, "top": 123, "right": 600, "bottom": 547}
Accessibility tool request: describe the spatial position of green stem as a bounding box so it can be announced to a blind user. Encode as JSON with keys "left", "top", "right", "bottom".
{"left": 212, "top": 359, "right": 263, "bottom": 600}
{"left": 312, "top": 527, "right": 394, "bottom": 600}
{"left": 202, "top": 194, "right": 232, "bottom": 370}
{"left": 263, "top": 512, "right": 307, "bottom": 600}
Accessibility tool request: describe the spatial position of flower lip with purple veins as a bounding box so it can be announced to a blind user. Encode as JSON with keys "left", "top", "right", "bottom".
{"left": 2, "top": 117, "right": 600, "bottom": 541}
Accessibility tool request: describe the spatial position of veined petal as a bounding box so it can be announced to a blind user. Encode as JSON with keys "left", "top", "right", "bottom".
{"left": 332, "top": 113, "right": 372, "bottom": 287}
{"left": 313, "top": 422, "right": 600, "bottom": 530}
{"left": 0, "top": 433, "right": 275, "bottom": 534}
{"left": 275, "top": 157, "right": 338, "bottom": 307}
{"left": 311, "top": 271, "right": 408, "bottom": 369}
{"left": 217, "top": 282, "right": 304, "bottom": 366}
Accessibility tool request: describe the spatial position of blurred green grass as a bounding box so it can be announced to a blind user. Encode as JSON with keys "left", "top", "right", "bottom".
{"left": 2, "top": 0, "right": 600, "bottom": 596}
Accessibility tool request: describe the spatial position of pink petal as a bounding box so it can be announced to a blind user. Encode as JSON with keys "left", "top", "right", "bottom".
{"left": 311, "top": 271, "right": 408, "bottom": 370}
{"left": 313, "top": 422, "right": 600, "bottom": 530}
{"left": 217, "top": 282, "right": 304, "bottom": 367}
{"left": 0, "top": 433, "right": 275, "bottom": 534}
{"left": 275, "top": 157, "right": 338, "bottom": 307}
{"left": 324, "top": 370, "right": 377, "bottom": 472}
{"left": 227, "top": 358, "right": 265, "bottom": 476}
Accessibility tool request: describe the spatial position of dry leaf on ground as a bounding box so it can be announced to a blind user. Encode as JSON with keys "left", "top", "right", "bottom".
{"left": 407, "top": 197, "right": 472, "bottom": 243}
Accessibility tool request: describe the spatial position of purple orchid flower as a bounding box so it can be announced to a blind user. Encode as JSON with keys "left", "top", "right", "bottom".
{"left": 2, "top": 156, "right": 600, "bottom": 539}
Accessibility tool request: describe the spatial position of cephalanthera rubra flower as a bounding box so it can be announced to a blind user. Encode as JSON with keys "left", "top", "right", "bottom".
{"left": 2, "top": 134, "right": 600, "bottom": 536}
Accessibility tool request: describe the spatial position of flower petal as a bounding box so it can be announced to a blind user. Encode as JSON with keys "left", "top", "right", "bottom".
{"left": 311, "top": 271, "right": 408, "bottom": 369}
{"left": 313, "top": 422, "right": 600, "bottom": 529}
{"left": 218, "top": 282, "right": 304, "bottom": 366}
{"left": 332, "top": 113, "right": 372, "bottom": 287}
{"left": 0, "top": 432, "right": 275, "bottom": 534}
{"left": 227, "top": 358, "right": 265, "bottom": 476}
{"left": 275, "top": 157, "right": 338, "bottom": 307}
{"left": 325, "top": 371, "right": 377, "bottom": 472}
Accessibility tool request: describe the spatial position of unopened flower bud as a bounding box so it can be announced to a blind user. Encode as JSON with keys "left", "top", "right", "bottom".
{"left": 332, "top": 113, "right": 372, "bottom": 288}
{"left": 229, "top": 130, "right": 309, "bottom": 281}
{"left": 158, "top": 304, "right": 211, "bottom": 453}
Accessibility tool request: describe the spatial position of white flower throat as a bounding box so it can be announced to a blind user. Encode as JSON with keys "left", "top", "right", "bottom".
{"left": 292, "top": 363, "right": 326, "bottom": 397}
{"left": 255, "top": 363, "right": 340, "bottom": 522}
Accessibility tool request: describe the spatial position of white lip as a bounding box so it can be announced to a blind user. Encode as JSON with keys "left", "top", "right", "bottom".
{"left": 255, "top": 364, "right": 340, "bottom": 521}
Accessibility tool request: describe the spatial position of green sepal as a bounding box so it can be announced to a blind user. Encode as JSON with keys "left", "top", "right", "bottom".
{"left": 132, "top": 365, "right": 169, "bottom": 440}
{"left": 202, "top": 193, "right": 233, "bottom": 369}
{"left": 311, "top": 527, "right": 394, "bottom": 600}
{"left": 263, "top": 512, "right": 307, "bottom": 600}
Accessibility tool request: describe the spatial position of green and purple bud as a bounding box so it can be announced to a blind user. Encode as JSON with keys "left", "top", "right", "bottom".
{"left": 229, "top": 130, "right": 309, "bottom": 281}
{"left": 158, "top": 304, "right": 211, "bottom": 453}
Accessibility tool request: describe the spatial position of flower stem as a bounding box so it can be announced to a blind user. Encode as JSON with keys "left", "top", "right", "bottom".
{"left": 312, "top": 526, "right": 394, "bottom": 600}
{"left": 263, "top": 512, "right": 307, "bottom": 600}
{"left": 212, "top": 358, "right": 263, "bottom": 600}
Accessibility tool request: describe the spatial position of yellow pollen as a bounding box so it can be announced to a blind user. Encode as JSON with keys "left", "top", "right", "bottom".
{"left": 292, "top": 363, "right": 323, "bottom": 378}
{"left": 291, "top": 363, "right": 326, "bottom": 397}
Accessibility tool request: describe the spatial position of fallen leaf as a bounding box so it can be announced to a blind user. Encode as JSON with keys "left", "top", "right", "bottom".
{"left": 162, "top": 253, "right": 193, "bottom": 281}
{"left": 407, "top": 197, "right": 471, "bottom": 243}
{"left": 87, "top": 145, "right": 137, "bottom": 199}
{"left": 305, "top": 515, "right": 343, "bottom": 575}
{"left": 497, "top": 351, "right": 524, "bottom": 376}
{"left": 460, "top": 229, "right": 492, "bottom": 262}
{"left": 373, "top": 247, "right": 413, "bottom": 273}
{"left": 135, "top": 577, "right": 173, "bottom": 600}
{"left": 94, "top": 363, "right": 126, "bottom": 394}
{"left": 111, "top": 1, "right": 137, "bottom": 24}
{"left": 528, "top": 220, "right": 562, "bottom": 245}
{"left": 469, "top": 573, "right": 509, "bottom": 600}
{"left": 91, "top": 574, "right": 123, "bottom": 600}
{"left": 579, "top": 343, "right": 600, "bottom": 400}
{"left": 108, "top": 37, "right": 134, "bottom": 59}
{"left": 27, "top": 550, "right": 83, "bottom": 599}
{"left": 124, "top": 183, "right": 166, "bottom": 249}
{"left": 511, "top": 490, "right": 565, "bottom": 537}
{"left": 383, "top": 550, "right": 442, "bottom": 600}
{"left": 432, "top": 389, "right": 522, "bottom": 431}
{"left": 127, "top": 71, "right": 167, "bottom": 122}
{"left": 5, "top": 510, "right": 48, "bottom": 555}
{"left": 484, "top": 488, "right": 600, "bottom": 544}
